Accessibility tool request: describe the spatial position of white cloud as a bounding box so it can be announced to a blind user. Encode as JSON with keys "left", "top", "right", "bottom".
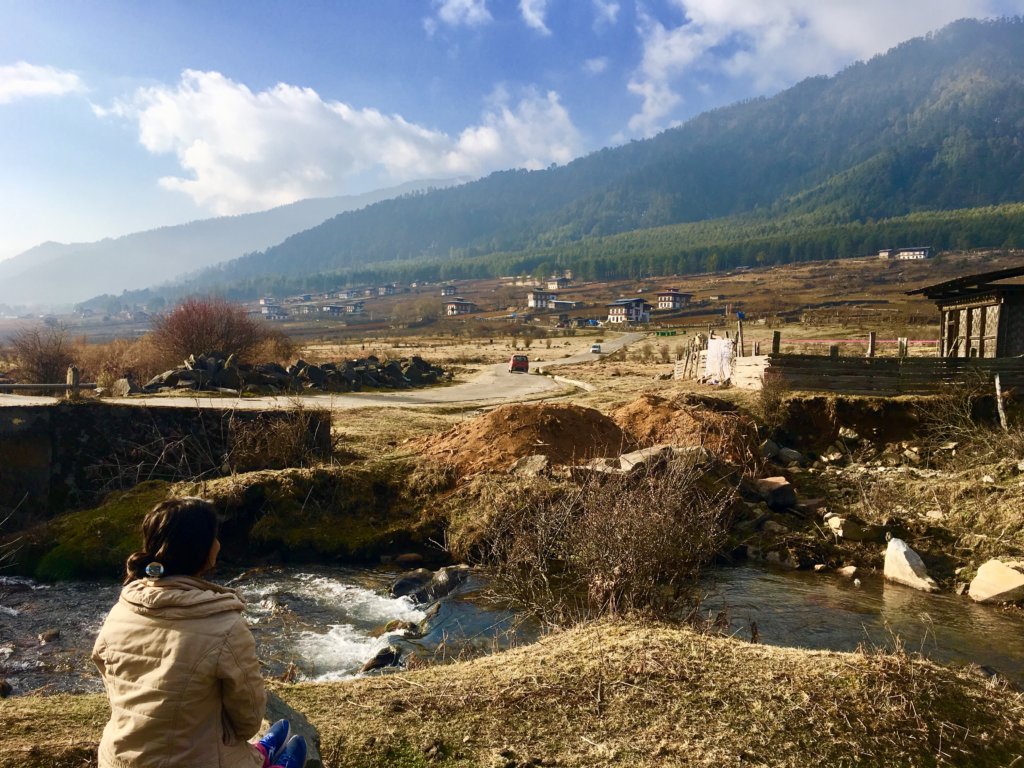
{"left": 592, "top": 0, "right": 620, "bottom": 26}
{"left": 0, "top": 61, "right": 84, "bottom": 104}
{"left": 584, "top": 57, "right": 610, "bottom": 74}
{"left": 433, "top": 0, "right": 492, "bottom": 27}
{"left": 626, "top": 0, "right": 1019, "bottom": 137}
{"left": 100, "top": 70, "right": 583, "bottom": 215}
{"left": 520, "top": 0, "right": 551, "bottom": 34}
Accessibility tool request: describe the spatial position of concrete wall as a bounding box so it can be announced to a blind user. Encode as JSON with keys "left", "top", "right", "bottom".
{"left": 0, "top": 402, "right": 331, "bottom": 526}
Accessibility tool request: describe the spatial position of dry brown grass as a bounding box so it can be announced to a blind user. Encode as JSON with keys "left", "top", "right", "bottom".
{"left": 7, "top": 621, "right": 1021, "bottom": 768}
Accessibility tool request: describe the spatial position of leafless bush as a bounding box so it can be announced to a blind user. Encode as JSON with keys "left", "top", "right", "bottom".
{"left": 757, "top": 369, "right": 791, "bottom": 435}
{"left": 658, "top": 343, "right": 671, "bottom": 363}
{"left": 9, "top": 324, "right": 75, "bottom": 384}
{"left": 150, "top": 297, "right": 284, "bottom": 364}
{"left": 74, "top": 335, "right": 168, "bottom": 388}
{"left": 482, "top": 457, "right": 735, "bottom": 626}
{"left": 227, "top": 407, "right": 328, "bottom": 472}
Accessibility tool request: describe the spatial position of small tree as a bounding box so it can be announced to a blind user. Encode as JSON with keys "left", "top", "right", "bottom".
{"left": 150, "top": 297, "right": 279, "bottom": 364}
{"left": 10, "top": 324, "right": 74, "bottom": 383}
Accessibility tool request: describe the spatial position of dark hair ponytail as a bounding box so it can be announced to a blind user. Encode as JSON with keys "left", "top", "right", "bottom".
{"left": 125, "top": 498, "right": 219, "bottom": 584}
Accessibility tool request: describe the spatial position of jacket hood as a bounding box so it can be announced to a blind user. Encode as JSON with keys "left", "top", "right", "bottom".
{"left": 119, "top": 575, "right": 245, "bottom": 620}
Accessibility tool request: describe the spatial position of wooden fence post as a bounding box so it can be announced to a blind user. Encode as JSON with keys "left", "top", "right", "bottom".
{"left": 897, "top": 337, "right": 908, "bottom": 359}
{"left": 737, "top": 318, "right": 745, "bottom": 358}
{"left": 65, "top": 365, "right": 80, "bottom": 400}
{"left": 771, "top": 331, "right": 781, "bottom": 356}
{"left": 867, "top": 331, "right": 876, "bottom": 358}
{"left": 753, "top": 341, "right": 761, "bottom": 356}
{"left": 829, "top": 345, "right": 840, "bottom": 359}
{"left": 995, "top": 374, "right": 1009, "bottom": 432}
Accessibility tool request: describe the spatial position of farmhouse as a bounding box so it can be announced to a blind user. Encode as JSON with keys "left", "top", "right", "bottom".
{"left": 908, "top": 266, "right": 1024, "bottom": 358}
{"left": 607, "top": 298, "right": 652, "bottom": 324}
{"left": 656, "top": 289, "right": 693, "bottom": 310}
{"left": 880, "top": 246, "right": 933, "bottom": 260}
{"left": 440, "top": 284, "right": 457, "bottom": 297}
{"left": 528, "top": 289, "right": 558, "bottom": 309}
{"left": 446, "top": 298, "right": 478, "bottom": 316}
{"left": 546, "top": 276, "right": 572, "bottom": 291}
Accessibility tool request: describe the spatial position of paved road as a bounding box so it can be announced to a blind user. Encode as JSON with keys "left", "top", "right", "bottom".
{"left": 0, "top": 332, "right": 647, "bottom": 411}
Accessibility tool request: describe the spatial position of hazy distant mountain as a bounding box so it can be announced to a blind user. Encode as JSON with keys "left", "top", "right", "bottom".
{"left": 0, "top": 179, "right": 460, "bottom": 308}
{"left": 175, "top": 17, "right": 1024, "bottom": 294}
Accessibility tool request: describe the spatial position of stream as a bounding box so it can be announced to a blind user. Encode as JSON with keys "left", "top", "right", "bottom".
{"left": 2, "top": 564, "right": 1023, "bottom": 696}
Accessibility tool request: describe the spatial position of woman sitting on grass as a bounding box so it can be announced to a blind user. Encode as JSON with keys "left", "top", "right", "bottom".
{"left": 92, "top": 497, "right": 306, "bottom": 768}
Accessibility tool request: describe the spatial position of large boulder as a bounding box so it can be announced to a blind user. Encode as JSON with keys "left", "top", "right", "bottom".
{"left": 969, "top": 560, "right": 1024, "bottom": 603}
{"left": 619, "top": 445, "right": 673, "bottom": 472}
{"left": 408, "top": 564, "right": 471, "bottom": 604}
{"left": 110, "top": 378, "right": 140, "bottom": 397}
{"left": 390, "top": 568, "right": 433, "bottom": 599}
{"left": 884, "top": 538, "right": 938, "bottom": 592}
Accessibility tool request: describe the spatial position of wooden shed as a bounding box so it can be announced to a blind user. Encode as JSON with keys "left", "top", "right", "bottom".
{"left": 908, "top": 266, "right": 1024, "bottom": 358}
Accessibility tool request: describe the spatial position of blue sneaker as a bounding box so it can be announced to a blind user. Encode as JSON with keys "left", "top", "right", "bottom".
{"left": 258, "top": 719, "right": 289, "bottom": 765}
{"left": 274, "top": 735, "right": 307, "bottom": 768}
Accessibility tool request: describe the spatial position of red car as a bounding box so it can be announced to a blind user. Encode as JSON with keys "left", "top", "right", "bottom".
{"left": 508, "top": 354, "right": 529, "bottom": 373}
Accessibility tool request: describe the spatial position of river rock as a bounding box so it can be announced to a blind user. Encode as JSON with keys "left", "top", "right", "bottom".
{"left": 837, "top": 565, "right": 858, "bottom": 578}
{"left": 826, "top": 515, "right": 881, "bottom": 543}
{"left": 37, "top": 628, "right": 60, "bottom": 644}
{"left": 410, "top": 564, "right": 471, "bottom": 604}
{"left": 263, "top": 690, "right": 324, "bottom": 768}
{"left": 760, "top": 439, "right": 780, "bottom": 459}
{"left": 110, "top": 378, "right": 140, "bottom": 397}
{"left": 360, "top": 645, "right": 401, "bottom": 673}
{"left": 390, "top": 568, "right": 433, "bottom": 599}
{"left": 0, "top": 679, "right": 11, "bottom": 698}
{"left": 883, "top": 538, "right": 938, "bottom": 592}
{"left": 393, "top": 553, "right": 425, "bottom": 568}
{"left": 753, "top": 476, "right": 797, "bottom": 510}
{"left": 968, "top": 559, "right": 1024, "bottom": 604}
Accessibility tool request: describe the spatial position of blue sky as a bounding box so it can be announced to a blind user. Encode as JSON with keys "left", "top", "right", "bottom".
{"left": 2, "top": 0, "right": 1024, "bottom": 261}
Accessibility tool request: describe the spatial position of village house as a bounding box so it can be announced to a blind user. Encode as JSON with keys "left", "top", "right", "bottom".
{"left": 378, "top": 284, "right": 397, "bottom": 297}
{"left": 446, "top": 297, "right": 478, "bottom": 316}
{"left": 656, "top": 289, "right": 693, "bottom": 310}
{"left": 346, "top": 301, "right": 365, "bottom": 315}
{"left": 440, "top": 284, "right": 457, "bottom": 297}
{"left": 880, "top": 246, "right": 933, "bottom": 260}
{"left": 546, "top": 276, "right": 572, "bottom": 291}
{"left": 607, "top": 297, "right": 652, "bottom": 324}
{"left": 908, "top": 266, "right": 1024, "bottom": 358}
{"left": 528, "top": 289, "right": 558, "bottom": 309}
{"left": 320, "top": 304, "right": 347, "bottom": 317}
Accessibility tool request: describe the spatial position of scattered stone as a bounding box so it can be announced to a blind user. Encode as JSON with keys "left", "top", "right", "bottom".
{"left": 510, "top": 454, "right": 551, "bottom": 477}
{"left": 982, "top": 475, "right": 996, "bottom": 484}
{"left": 37, "top": 628, "right": 60, "bottom": 644}
{"left": 762, "top": 520, "right": 789, "bottom": 535}
{"left": 837, "top": 566, "right": 858, "bottom": 578}
{"left": 753, "top": 476, "right": 797, "bottom": 510}
{"left": 826, "top": 516, "right": 881, "bottom": 543}
{"left": 408, "top": 565, "right": 471, "bottom": 604}
{"left": 776, "top": 447, "right": 804, "bottom": 465}
{"left": 925, "top": 510, "right": 944, "bottom": 521}
{"left": 838, "top": 427, "right": 860, "bottom": 441}
{"left": 0, "top": 679, "right": 11, "bottom": 698}
{"left": 883, "top": 538, "right": 938, "bottom": 592}
{"left": 969, "top": 560, "right": 1024, "bottom": 604}
{"left": 370, "top": 620, "right": 420, "bottom": 638}
{"left": 956, "top": 582, "right": 969, "bottom": 596}
{"left": 110, "top": 378, "right": 140, "bottom": 397}
{"left": 813, "top": 564, "right": 827, "bottom": 572}
{"left": 619, "top": 445, "right": 673, "bottom": 472}
{"left": 902, "top": 448, "right": 922, "bottom": 465}
{"left": 760, "top": 439, "right": 780, "bottom": 459}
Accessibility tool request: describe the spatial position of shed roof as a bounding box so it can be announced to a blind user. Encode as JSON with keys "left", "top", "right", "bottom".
{"left": 906, "top": 265, "right": 1024, "bottom": 300}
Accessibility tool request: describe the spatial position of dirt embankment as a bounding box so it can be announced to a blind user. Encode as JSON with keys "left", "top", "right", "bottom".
{"left": 418, "top": 403, "right": 633, "bottom": 475}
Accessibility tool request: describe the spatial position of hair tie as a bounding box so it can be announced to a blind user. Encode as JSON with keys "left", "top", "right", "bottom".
{"left": 145, "top": 562, "right": 165, "bottom": 579}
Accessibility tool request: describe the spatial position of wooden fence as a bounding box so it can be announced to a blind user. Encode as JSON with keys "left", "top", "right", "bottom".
{"left": 0, "top": 366, "right": 96, "bottom": 399}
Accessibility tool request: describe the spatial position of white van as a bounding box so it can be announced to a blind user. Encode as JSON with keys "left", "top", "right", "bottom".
{"left": 590, "top": 344, "right": 602, "bottom": 354}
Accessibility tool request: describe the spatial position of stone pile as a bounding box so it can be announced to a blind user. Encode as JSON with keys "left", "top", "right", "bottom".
{"left": 141, "top": 353, "right": 448, "bottom": 395}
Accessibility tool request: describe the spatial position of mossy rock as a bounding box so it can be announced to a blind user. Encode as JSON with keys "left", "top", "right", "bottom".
{"left": 10, "top": 481, "right": 171, "bottom": 581}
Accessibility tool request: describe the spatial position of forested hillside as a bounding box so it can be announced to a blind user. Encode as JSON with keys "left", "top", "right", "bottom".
{"left": 138, "top": 17, "right": 1024, "bottom": 301}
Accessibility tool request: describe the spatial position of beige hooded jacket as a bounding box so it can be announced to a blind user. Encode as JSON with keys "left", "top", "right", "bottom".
{"left": 92, "top": 575, "right": 267, "bottom": 768}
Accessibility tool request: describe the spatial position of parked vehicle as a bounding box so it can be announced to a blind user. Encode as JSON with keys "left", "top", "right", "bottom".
{"left": 508, "top": 354, "right": 529, "bottom": 373}
{"left": 590, "top": 344, "right": 602, "bottom": 354}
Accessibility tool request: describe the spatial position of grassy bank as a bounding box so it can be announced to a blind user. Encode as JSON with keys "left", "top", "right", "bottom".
{"left": 4, "top": 621, "right": 1022, "bottom": 767}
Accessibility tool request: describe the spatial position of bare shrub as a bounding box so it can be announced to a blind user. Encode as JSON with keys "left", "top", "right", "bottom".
{"left": 483, "top": 457, "right": 735, "bottom": 625}
{"left": 74, "top": 336, "right": 168, "bottom": 388}
{"left": 150, "top": 297, "right": 282, "bottom": 364}
{"left": 9, "top": 324, "right": 74, "bottom": 384}
{"left": 227, "top": 407, "right": 328, "bottom": 472}
{"left": 757, "top": 368, "right": 791, "bottom": 435}
{"left": 658, "top": 343, "right": 671, "bottom": 363}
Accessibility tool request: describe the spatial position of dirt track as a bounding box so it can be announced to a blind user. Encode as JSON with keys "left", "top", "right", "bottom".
{"left": 0, "top": 333, "right": 646, "bottom": 411}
